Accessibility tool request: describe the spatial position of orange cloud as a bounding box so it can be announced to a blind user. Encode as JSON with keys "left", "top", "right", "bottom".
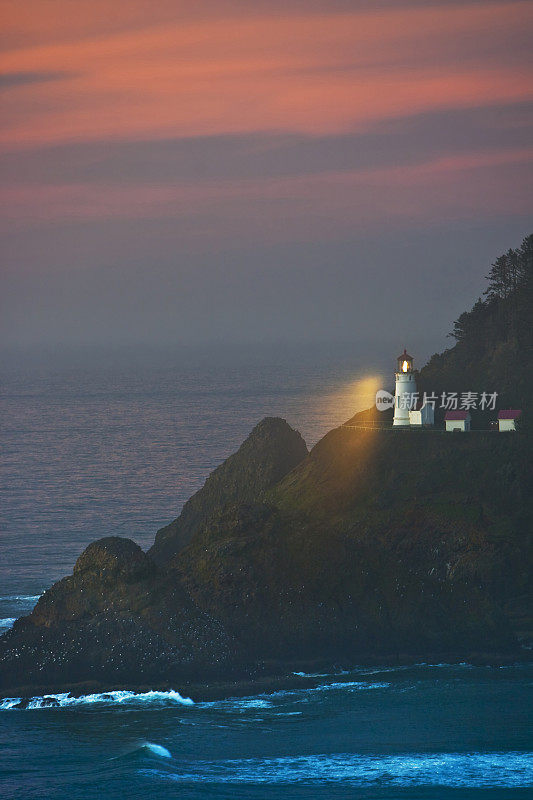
{"left": 1, "top": 2, "right": 532, "bottom": 148}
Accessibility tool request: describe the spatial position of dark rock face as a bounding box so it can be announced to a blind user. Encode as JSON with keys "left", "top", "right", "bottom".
{"left": 0, "top": 536, "right": 244, "bottom": 694}
{"left": 0, "top": 418, "right": 530, "bottom": 698}
{"left": 73, "top": 536, "right": 151, "bottom": 579}
{"left": 148, "top": 417, "right": 308, "bottom": 565}
{"left": 30, "top": 537, "right": 157, "bottom": 628}
{"left": 271, "top": 424, "right": 532, "bottom": 643}
{"left": 173, "top": 501, "right": 515, "bottom": 663}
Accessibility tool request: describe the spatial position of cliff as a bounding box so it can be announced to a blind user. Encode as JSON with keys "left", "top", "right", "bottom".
{"left": 1, "top": 238, "right": 531, "bottom": 698}
{"left": 1, "top": 418, "right": 529, "bottom": 698}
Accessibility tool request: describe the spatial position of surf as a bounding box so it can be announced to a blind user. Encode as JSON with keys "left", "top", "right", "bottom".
{"left": 0, "top": 689, "right": 194, "bottom": 710}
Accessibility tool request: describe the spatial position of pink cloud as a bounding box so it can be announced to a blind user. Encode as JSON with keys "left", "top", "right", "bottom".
{"left": 1, "top": 2, "right": 532, "bottom": 148}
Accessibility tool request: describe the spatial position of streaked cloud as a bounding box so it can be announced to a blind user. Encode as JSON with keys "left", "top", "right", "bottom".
{"left": 1, "top": 2, "right": 532, "bottom": 148}
{"left": 0, "top": 0, "right": 531, "bottom": 348}
{"left": 0, "top": 70, "right": 76, "bottom": 89}
{"left": 2, "top": 103, "right": 532, "bottom": 185}
{"left": 1, "top": 103, "right": 531, "bottom": 241}
{"left": 2, "top": 144, "right": 531, "bottom": 250}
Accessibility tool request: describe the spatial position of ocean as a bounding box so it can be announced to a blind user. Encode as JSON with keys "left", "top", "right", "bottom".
{"left": 0, "top": 344, "right": 531, "bottom": 799}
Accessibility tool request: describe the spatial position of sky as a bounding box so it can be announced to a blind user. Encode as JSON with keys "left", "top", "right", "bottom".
{"left": 1, "top": 0, "right": 532, "bottom": 356}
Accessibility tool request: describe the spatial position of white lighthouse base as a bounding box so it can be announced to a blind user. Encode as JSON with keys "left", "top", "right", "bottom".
{"left": 393, "top": 372, "right": 416, "bottom": 426}
{"left": 393, "top": 415, "right": 410, "bottom": 426}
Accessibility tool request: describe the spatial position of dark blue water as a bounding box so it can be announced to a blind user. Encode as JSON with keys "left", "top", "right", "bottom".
{"left": 1, "top": 665, "right": 532, "bottom": 798}
{"left": 1, "top": 345, "right": 531, "bottom": 798}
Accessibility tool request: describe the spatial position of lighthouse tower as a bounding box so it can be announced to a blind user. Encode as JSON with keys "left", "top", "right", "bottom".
{"left": 393, "top": 349, "right": 416, "bottom": 426}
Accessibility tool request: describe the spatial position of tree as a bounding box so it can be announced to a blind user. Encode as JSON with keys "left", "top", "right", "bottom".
{"left": 451, "top": 233, "right": 532, "bottom": 341}
{"left": 485, "top": 236, "right": 533, "bottom": 300}
{"left": 517, "top": 234, "right": 533, "bottom": 285}
{"left": 450, "top": 298, "right": 486, "bottom": 341}
{"left": 485, "top": 252, "right": 514, "bottom": 300}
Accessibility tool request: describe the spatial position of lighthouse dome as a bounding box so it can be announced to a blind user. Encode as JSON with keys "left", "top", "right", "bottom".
{"left": 397, "top": 349, "right": 413, "bottom": 362}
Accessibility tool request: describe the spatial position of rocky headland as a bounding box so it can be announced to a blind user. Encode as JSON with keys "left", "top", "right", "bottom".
{"left": 0, "top": 411, "right": 531, "bottom": 700}
{"left": 1, "top": 237, "right": 532, "bottom": 700}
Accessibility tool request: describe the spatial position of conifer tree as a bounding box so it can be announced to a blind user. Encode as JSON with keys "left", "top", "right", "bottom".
{"left": 484, "top": 253, "right": 512, "bottom": 300}
{"left": 518, "top": 234, "right": 533, "bottom": 284}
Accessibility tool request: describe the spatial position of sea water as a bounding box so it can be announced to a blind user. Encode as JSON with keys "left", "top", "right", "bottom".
{"left": 0, "top": 344, "right": 531, "bottom": 799}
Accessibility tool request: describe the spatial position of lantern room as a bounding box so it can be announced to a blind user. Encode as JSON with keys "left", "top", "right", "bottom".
{"left": 397, "top": 349, "right": 414, "bottom": 374}
{"left": 393, "top": 347, "right": 417, "bottom": 426}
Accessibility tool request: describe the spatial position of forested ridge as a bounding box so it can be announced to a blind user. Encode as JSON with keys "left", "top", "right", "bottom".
{"left": 419, "top": 234, "right": 533, "bottom": 417}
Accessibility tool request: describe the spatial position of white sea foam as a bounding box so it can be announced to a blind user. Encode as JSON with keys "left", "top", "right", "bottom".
{"left": 266, "top": 680, "right": 390, "bottom": 700}
{"left": 142, "top": 751, "right": 533, "bottom": 787}
{"left": 0, "top": 689, "right": 194, "bottom": 710}
{"left": 292, "top": 671, "right": 329, "bottom": 677}
{"left": 199, "top": 697, "right": 274, "bottom": 712}
{"left": 274, "top": 711, "right": 303, "bottom": 716}
{"left": 197, "top": 680, "right": 389, "bottom": 713}
{"left": 0, "top": 594, "right": 43, "bottom": 604}
{"left": 360, "top": 664, "right": 423, "bottom": 676}
{"left": 1, "top": 678, "right": 389, "bottom": 713}
{"left": 316, "top": 680, "right": 390, "bottom": 691}
{"left": 0, "top": 593, "right": 43, "bottom": 631}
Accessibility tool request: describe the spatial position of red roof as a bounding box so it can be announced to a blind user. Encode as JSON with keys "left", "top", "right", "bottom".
{"left": 497, "top": 409, "right": 522, "bottom": 420}
{"left": 445, "top": 410, "right": 470, "bottom": 420}
{"left": 397, "top": 348, "right": 413, "bottom": 361}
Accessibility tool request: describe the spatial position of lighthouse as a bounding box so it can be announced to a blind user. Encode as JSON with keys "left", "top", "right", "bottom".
{"left": 393, "top": 349, "right": 416, "bottom": 426}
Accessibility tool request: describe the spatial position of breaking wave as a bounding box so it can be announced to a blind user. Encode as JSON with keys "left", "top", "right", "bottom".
{"left": 0, "top": 618, "right": 16, "bottom": 631}
{"left": 0, "top": 689, "right": 194, "bottom": 710}
{"left": 139, "top": 741, "right": 172, "bottom": 758}
{"left": 1, "top": 678, "right": 390, "bottom": 712}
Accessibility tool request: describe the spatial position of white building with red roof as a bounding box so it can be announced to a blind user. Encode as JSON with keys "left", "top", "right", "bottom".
{"left": 497, "top": 409, "right": 522, "bottom": 432}
{"left": 444, "top": 410, "right": 471, "bottom": 432}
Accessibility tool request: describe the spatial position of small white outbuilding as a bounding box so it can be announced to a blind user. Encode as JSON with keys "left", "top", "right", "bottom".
{"left": 444, "top": 410, "right": 471, "bottom": 432}
{"left": 497, "top": 410, "right": 522, "bottom": 431}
